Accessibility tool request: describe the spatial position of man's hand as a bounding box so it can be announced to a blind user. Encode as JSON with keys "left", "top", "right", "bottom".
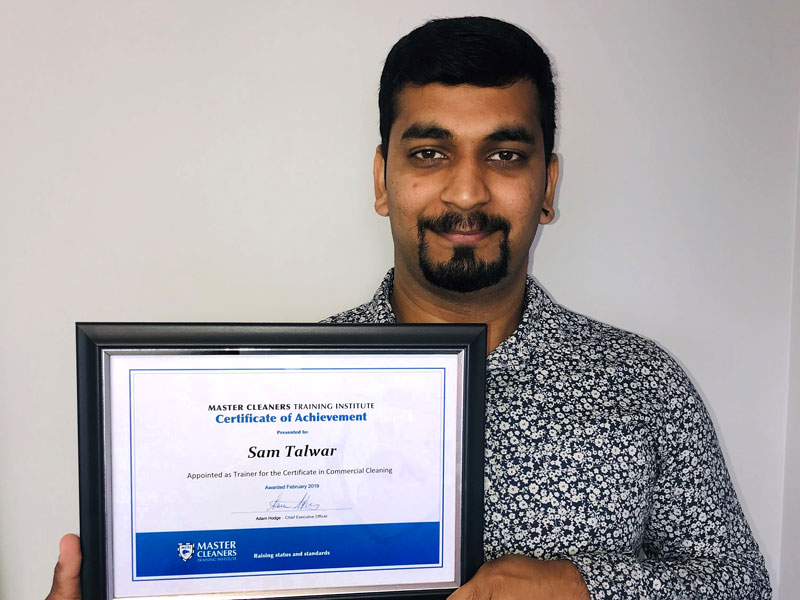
{"left": 45, "top": 534, "right": 81, "bottom": 600}
{"left": 448, "top": 555, "right": 590, "bottom": 600}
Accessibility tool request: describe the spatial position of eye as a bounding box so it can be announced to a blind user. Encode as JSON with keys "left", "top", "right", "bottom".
{"left": 411, "top": 149, "right": 447, "bottom": 162}
{"left": 488, "top": 150, "right": 524, "bottom": 162}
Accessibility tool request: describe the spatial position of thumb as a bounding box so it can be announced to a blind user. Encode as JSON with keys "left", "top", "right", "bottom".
{"left": 46, "top": 534, "right": 82, "bottom": 600}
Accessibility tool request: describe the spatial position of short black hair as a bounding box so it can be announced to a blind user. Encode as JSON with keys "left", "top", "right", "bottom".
{"left": 379, "top": 16, "right": 557, "bottom": 163}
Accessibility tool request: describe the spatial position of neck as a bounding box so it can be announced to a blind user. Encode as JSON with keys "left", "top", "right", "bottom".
{"left": 390, "top": 263, "right": 528, "bottom": 354}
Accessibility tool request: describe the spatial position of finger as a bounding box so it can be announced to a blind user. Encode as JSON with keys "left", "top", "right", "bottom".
{"left": 447, "top": 580, "right": 484, "bottom": 600}
{"left": 46, "top": 534, "right": 82, "bottom": 600}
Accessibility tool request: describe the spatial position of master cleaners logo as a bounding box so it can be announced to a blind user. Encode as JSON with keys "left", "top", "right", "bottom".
{"left": 177, "top": 539, "right": 238, "bottom": 563}
{"left": 177, "top": 543, "right": 194, "bottom": 562}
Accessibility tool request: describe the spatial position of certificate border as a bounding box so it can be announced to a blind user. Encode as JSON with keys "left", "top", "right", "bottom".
{"left": 77, "top": 323, "right": 486, "bottom": 600}
{"left": 128, "top": 366, "right": 447, "bottom": 581}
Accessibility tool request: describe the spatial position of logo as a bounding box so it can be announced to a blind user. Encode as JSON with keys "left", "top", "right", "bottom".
{"left": 177, "top": 542, "right": 194, "bottom": 562}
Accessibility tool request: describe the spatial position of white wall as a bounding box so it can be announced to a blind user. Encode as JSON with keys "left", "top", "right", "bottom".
{"left": 779, "top": 132, "right": 800, "bottom": 598}
{"left": 1, "top": 1, "right": 798, "bottom": 598}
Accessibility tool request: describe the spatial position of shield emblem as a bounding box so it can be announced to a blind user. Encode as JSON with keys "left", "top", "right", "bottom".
{"left": 178, "top": 542, "right": 194, "bottom": 562}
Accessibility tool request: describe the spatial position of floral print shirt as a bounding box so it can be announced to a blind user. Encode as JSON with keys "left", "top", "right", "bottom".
{"left": 325, "top": 270, "right": 771, "bottom": 599}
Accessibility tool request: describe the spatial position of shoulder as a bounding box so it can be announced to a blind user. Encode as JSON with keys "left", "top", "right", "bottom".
{"left": 538, "top": 297, "right": 690, "bottom": 394}
{"left": 536, "top": 300, "right": 705, "bottom": 440}
{"left": 536, "top": 292, "right": 664, "bottom": 361}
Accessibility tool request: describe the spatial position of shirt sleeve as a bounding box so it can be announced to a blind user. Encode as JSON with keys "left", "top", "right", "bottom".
{"left": 567, "top": 350, "right": 771, "bottom": 599}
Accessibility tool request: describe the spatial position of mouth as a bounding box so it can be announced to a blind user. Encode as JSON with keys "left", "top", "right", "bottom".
{"left": 418, "top": 212, "right": 511, "bottom": 247}
{"left": 435, "top": 229, "right": 497, "bottom": 244}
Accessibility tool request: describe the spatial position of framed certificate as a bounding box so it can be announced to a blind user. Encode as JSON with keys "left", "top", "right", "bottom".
{"left": 77, "top": 323, "right": 486, "bottom": 600}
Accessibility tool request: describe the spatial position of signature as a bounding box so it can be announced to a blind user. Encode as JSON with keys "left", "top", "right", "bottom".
{"left": 267, "top": 492, "right": 320, "bottom": 511}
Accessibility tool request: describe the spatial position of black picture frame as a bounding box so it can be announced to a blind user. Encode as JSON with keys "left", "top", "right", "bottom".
{"left": 77, "top": 322, "right": 486, "bottom": 600}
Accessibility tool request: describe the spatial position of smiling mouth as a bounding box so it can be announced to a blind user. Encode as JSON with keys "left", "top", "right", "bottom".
{"left": 418, "top": 211, "right": 511, "bottom": 247}
{"left": 436, "top": 230, "right": 497, "bottom": 244}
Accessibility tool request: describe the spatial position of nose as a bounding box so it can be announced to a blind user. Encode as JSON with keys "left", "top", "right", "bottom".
{"left": 440, "top": 157, "right": 490, "bottom": 211}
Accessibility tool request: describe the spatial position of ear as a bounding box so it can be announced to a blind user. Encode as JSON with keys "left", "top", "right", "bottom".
{"left": 539, "top": 153, "right": 559, "bottom": 224}
{"left": 373, "top": 145, "right": 389, "bottom": 217}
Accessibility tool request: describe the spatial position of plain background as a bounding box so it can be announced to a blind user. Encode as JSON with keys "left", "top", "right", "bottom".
{"left": 1, "top": 1, "right": 798, "bottom": 598}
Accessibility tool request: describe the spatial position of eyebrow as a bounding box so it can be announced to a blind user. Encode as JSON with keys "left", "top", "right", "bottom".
{"left": 399, "top": 122, "right": 535, "bottom": 144}
{"left": 485, "top": 126, "right": 535, "bottom": 144}
{"left": 401, "top": 123, "right": 452, "bottom": 141}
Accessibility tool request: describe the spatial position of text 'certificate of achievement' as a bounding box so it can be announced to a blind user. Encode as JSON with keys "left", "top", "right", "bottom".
{"left": 76, "top": 324, "right": 486, "bottom": 600}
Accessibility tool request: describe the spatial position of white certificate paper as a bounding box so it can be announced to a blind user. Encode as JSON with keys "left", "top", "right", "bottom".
{"left": 107, "top": 352, "right": 463, "bottom": 598}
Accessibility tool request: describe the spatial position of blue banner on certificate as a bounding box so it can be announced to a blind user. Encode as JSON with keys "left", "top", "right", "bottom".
{"left": 77, "top": 324, "right": 485, "bottom": 600}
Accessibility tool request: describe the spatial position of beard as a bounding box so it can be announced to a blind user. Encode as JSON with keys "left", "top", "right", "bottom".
{"left": 417, "top": 211, "right": 511, "bottom": 293}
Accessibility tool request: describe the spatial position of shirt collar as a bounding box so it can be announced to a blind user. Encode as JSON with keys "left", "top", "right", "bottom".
{"left": 366, "top": 269, "right": 398, "bottom": 323}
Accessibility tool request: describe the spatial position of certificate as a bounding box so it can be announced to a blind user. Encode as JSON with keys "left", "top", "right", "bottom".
{"left": 77, "top": 324, "right": 486, "bottom": 600}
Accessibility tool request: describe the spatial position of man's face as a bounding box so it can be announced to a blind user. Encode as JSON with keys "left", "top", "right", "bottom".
{"left": 374, "top": 80, "right": 558, "bottom": 294}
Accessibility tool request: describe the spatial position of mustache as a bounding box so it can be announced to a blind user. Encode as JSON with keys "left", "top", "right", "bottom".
{"left": 417, "top": 211, "right": 511, "bottom": 237}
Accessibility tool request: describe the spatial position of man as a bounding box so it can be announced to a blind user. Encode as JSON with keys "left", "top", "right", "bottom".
{"left": 47, "top": 16, "right": 771, "bottom": 600}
